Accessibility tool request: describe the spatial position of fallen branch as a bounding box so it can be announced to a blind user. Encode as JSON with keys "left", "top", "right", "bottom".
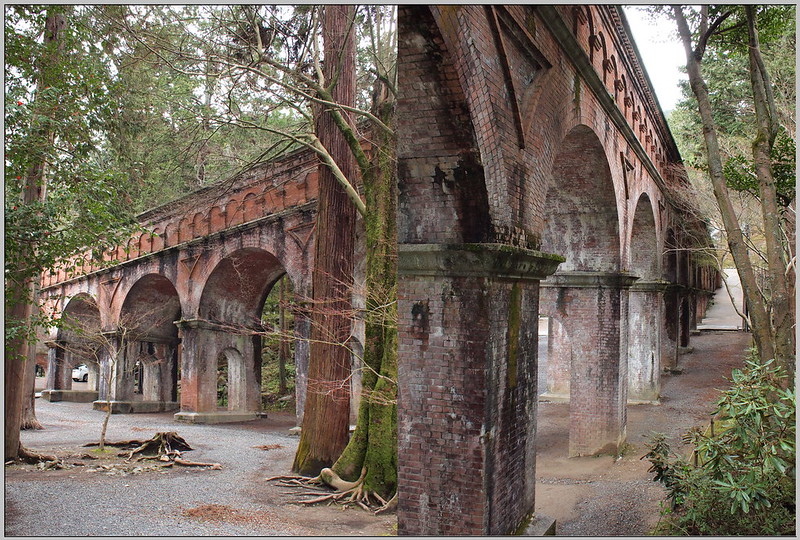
{"left": 174, "top": 457, "right": 222, "bottom": 470}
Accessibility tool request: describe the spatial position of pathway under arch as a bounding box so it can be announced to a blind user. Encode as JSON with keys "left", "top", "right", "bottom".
{"left": 539, "top": 124, "right": 633, "bottom": 457}
{"left": 176, "top": 247, "right": 292, "bottom": 423}
{"left": 42, "top": 294, "right": 101, "bottom": 403}
{"left": 95, "top": 274, "right": 181, "bottom": 414}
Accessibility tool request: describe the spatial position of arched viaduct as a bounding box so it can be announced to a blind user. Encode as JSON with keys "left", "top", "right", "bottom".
{"left": 36, "top": 4, "right": 720, "bottom": 536}
{"left": 40, "top": 148, "right": 321, "bottom": 423}
{"left": 395, "top": 5, "right": 717, "bottom": 535}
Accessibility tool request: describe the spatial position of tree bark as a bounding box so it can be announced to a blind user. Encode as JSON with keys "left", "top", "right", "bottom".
{"left": 20, "top": 340, "right": 43, "bottom": 430}
{"left": 672, "top": 7, "right": 775, "bottom": 362}
{"left": 4, "top": 8, "right": 68, "bottom": 460}
{"left": 744, "top": 6, "right": 795, "bottom": 372}
{"left": 292, "top": 5, "right": 358, "bottom": 476}
{"left": 330, "top": 65, "right": 398, "bottom": 499}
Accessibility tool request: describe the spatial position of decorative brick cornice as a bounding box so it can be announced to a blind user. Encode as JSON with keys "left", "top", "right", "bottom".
{"left": 535, "top": 6, "right": 679, "bottom": 195}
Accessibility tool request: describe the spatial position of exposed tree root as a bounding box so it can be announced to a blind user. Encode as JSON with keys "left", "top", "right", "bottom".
{"left": 20, "top": 418, "right": 44, "bottom": 431}
{"left": 16, "top": 445, "right": 57, "bottom": 464}
{"left": 82, "top": 432, "right": 219, "bottom": 470}
{"left": 267, "top": 467, "right": 396, "bottom": 514}
{"left": 84, "top": 432, "right": 193, "bottom": 459}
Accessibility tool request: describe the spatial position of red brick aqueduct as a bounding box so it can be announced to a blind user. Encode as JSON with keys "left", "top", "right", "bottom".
{"left": 37, "top": 5, "right": 721, "bottom": 535}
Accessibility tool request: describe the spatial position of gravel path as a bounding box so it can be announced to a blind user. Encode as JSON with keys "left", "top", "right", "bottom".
{"left": 534, "top": 330, "right": 752, "bottom": 535}
{"left": 6, "top": 405, "right": 394, "bottom": 536}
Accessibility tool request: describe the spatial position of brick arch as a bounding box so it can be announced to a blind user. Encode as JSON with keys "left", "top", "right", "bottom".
{"left": 396, "top": 5, "right": 492, "bottom": 245}
{"left": 163, "top": 222, "right": 178, "bottom": 248}
{"left": 138, "top": 231, "right": 151, "bottom": 255}
{"left": 57, "top": 293, "right": 101, "bottom": 343}
{"left": 178, "top": 216, "right": 192, "bottom": 243}
{"left": 151, "top": 227, "right": 164, "bottom": 252}
{"left": 198, "top": 247, "right": 287, "bottom": 325}
{"left": 117, "top": 273, "right": 182, "bottom": 341}
{"left": 47, "top": 293, "right": 103, "bottom": 392}
{"left": 242, "top": 191, "right": 261, "bottom": 222}
{"left": 192, "top": 212, "right": 206, "bottom": 237}
{"left": 115, "top": 273, "right": 181, "bottom": 408}
{"left": 628, "top": 192, "right": 660, "bottom": 279}
{"left": 540, "top": 124, "right": 621, "bottom": 272}
{"left": 225, "top": 198, "right": 243, "bottom": 227}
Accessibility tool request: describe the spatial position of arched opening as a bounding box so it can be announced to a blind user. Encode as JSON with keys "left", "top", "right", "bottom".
{"left": 49, "top": 294, "right": 101, "bottom": 395}
{"left": 260, "top": 274, "right": 296, "bottom": 412}
{"left": 630, "top": 194, "right": 659, "bottom": 279}
{"left": 537, "top": 316, "right": 571, "bottom": 400}
{"left": 538, "top": 124, "right": 626, "bottom": 456}
{"left": 115, "top": 274, "right": 181, "bottom": 409}
{"left": 540, "top": 125, "right": 620, "bottom": 272}
{"left": 628, "top": 193, "right": 662, "bottom": 403}
{"left": 191, "top": 247, "right": 295, "bottom": 419}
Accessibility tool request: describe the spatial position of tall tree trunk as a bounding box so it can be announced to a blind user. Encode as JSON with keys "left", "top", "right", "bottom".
{"left": 744, "top": 6, "right": 795, "bottom": 372}
{"left": 331, "top": 84, "right": 398, "bottom": 499}
{"left": 20, "top": 338, "right": 44, "bottom": 430}
{"left": 673, "top": 7, "right": 775, "bottom": 363}
{"left": 4, "top": 8, "right": 68, "bottom": 459}
{"left": 292, "top": 5, "right": 358, "bottom": 476}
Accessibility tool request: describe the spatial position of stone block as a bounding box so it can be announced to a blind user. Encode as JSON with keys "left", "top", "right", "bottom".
{"left": 41, "top": 390, "right": 99, "bottom": 403}
{"left": 173, "top": 411, "right": 258, "bottom": 424}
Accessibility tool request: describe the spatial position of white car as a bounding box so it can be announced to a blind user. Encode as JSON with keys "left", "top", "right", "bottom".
{"left": 72, "top": 364, "right": 89, "bottom": 382}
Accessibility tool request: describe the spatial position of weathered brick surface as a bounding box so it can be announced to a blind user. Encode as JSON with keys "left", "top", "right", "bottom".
{"left": 396, "top": 4, "right": 717, "bottom": 534}
{"left": 397, "top": 245, "right": 552, "bottom": 535}
{"left": 40, "top": 3, "right": 723, "bottom": 535}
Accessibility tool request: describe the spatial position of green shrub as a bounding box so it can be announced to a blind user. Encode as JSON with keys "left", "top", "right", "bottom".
{"left": 644, "top": 358, "right": 795, "bottom": 535}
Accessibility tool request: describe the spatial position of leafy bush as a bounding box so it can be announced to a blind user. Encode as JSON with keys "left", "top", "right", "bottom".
{"left": 645, "top": 358, "right": 795, "bottom": 535}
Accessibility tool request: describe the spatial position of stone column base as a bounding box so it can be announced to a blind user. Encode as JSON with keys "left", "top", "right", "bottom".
{"left": 92, "top": 400, "right": 179, "bottom": 414}
{"left": 41, "top": 389, "right": 99, "bottom": 403}
{"left": 174, "top": 411, "right": 262, "bottom": 424}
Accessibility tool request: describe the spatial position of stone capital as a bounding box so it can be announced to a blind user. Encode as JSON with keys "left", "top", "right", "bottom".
{"left": 541, "top": 271, "right": 639, "bottom": 289}
{"left": 629, "top": 279, "right": 671, "bottom": 293}
{"left": 175, "top": 318, "right": 259, "bottom": 335}
{"left": 397, "top": 243, "right": 564, "bottom": 280}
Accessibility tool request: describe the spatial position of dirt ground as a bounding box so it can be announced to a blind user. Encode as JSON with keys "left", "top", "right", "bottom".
{"left": 7, "top": 330, "right": 750, "bottom": 536}
{"left": 535, "top": 330, "right": 752, "bottom": 535}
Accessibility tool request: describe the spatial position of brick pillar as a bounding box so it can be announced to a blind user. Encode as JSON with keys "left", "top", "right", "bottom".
{"left": 540, "top": 272, "right": 637, "bottom": 457}
{"left": 174, "top": 319, "right": 261, "bottom": 423}
{"left": 679, "top": 291, "right": 691, "bottom": 348}
{"left": 174, "top": 320, "right": 217, "bottom": 414}
{"left": 661, "top": 285, "right": 680, "bottom": 370}
{"left": 44, "top": 341, "right": 61, "bottom": 390}
{"left": 293, "top": 313, "right": 311, "bottom": 425}
{"left": 140, "top": 341, "right": 178, "bottom": 404}
{"left": 627, "top": 281, "right": 668, "bottom": 403}
{"left": 397, "top": 244, "right": 562, "bottom": 536}
{"left": 542, "top": 318, "right": 571, "bottom": 399}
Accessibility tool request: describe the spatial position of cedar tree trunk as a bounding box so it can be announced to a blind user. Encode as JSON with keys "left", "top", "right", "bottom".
{"left": 292, "top": 4, "right": 358, "bottom": 476}
{"left": 4, "top": 8, "right": 68, "bottom": 459}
